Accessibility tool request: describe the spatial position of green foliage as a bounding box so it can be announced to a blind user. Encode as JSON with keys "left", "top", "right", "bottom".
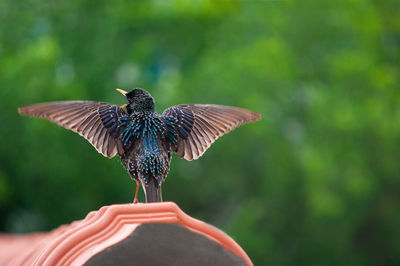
{"left": 1, "top": 0, "right": 400, "bottom": 265}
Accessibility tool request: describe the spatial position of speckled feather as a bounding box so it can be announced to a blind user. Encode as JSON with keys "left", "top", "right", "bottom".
{"left": 18, "top": 88, "right": 261, "bottom": 203}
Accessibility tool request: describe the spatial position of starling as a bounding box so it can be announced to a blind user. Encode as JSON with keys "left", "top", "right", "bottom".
{"left": 18, "top": 88, "right": 261, "bottom": 203}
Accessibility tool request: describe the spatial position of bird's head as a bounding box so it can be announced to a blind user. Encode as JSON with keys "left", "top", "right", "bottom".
{"left": 116, "top": 88, "right": 155, "bottom": 113}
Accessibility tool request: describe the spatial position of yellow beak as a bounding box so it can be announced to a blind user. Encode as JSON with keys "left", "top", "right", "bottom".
{"left": 116, "top": 88, "right": 128, "bottom": 96}
{"left": 120, "top": 104, "right": 127, "bottom": 109}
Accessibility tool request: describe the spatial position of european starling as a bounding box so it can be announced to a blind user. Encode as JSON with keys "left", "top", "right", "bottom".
{"left": 18, "top": 88, "right": 261, "bottom": 203}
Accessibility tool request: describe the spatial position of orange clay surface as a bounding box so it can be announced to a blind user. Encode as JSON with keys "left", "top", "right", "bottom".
{"left": 0, "top": 202, "right": 252, "bottom": 266}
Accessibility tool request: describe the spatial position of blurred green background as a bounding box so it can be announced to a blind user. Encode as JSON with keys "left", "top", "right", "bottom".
{"left": 1, "top": 0, "right": 400, "bottom": 265}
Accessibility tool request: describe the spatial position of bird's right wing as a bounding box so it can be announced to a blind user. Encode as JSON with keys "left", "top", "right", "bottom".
{"left": 18, "top": 101, "right": 127, "bottom": 158}
{"left": 162, "top": 104, "right": 261, "bottom": 161}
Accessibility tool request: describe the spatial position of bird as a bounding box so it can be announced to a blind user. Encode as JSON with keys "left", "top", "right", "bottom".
{"left": 18, "top": 88, "right": 261, "bottom": 203}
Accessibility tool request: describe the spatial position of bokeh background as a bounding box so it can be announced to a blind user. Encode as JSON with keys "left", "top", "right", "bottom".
{"left": 1, "top": 0, "right": 400, "bottom": 265}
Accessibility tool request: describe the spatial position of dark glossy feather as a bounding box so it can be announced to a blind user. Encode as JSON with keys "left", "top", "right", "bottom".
{"left": 18, "top": 101, "right": 125, "bottom": 158}
{"left": 163, "top": 104, "right": 261, "bottom": 161}
{"left": 18, "top": 89, "right": 261, "bottom": 203}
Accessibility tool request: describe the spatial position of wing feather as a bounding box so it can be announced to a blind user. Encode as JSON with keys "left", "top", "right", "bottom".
{"left": 18, "top": 101, "right": 126, "bottom": 158}
{"left": 163, "top": 104, "right": 261, "bottom": 161}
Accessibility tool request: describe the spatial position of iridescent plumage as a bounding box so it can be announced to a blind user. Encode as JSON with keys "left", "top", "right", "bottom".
{"left": 18, "top": 88, "right": 261, "bottom": 202}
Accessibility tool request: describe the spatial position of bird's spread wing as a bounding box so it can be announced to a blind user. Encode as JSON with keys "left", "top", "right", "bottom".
{"left": 162, "top": 104, "right": 261, "bottom": 161}
{"left": 18, "top": 101, "right": 126, "bottom": 158}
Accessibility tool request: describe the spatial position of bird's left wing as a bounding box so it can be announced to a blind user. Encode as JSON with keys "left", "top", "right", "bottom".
{"left": 18, "top": 101, "right": 126, "bottom": 158}
{"left": 162, "top": 104, "right": 261, "bottom": 161}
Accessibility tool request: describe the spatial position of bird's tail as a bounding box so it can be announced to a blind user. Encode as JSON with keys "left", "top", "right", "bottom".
{"left": 143, "top": 177, "right": 162, "bottom": 203}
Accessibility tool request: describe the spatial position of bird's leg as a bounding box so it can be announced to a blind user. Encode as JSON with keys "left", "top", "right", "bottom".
{"left": 133, "top": 180, "right": 140, "bottom": 204}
